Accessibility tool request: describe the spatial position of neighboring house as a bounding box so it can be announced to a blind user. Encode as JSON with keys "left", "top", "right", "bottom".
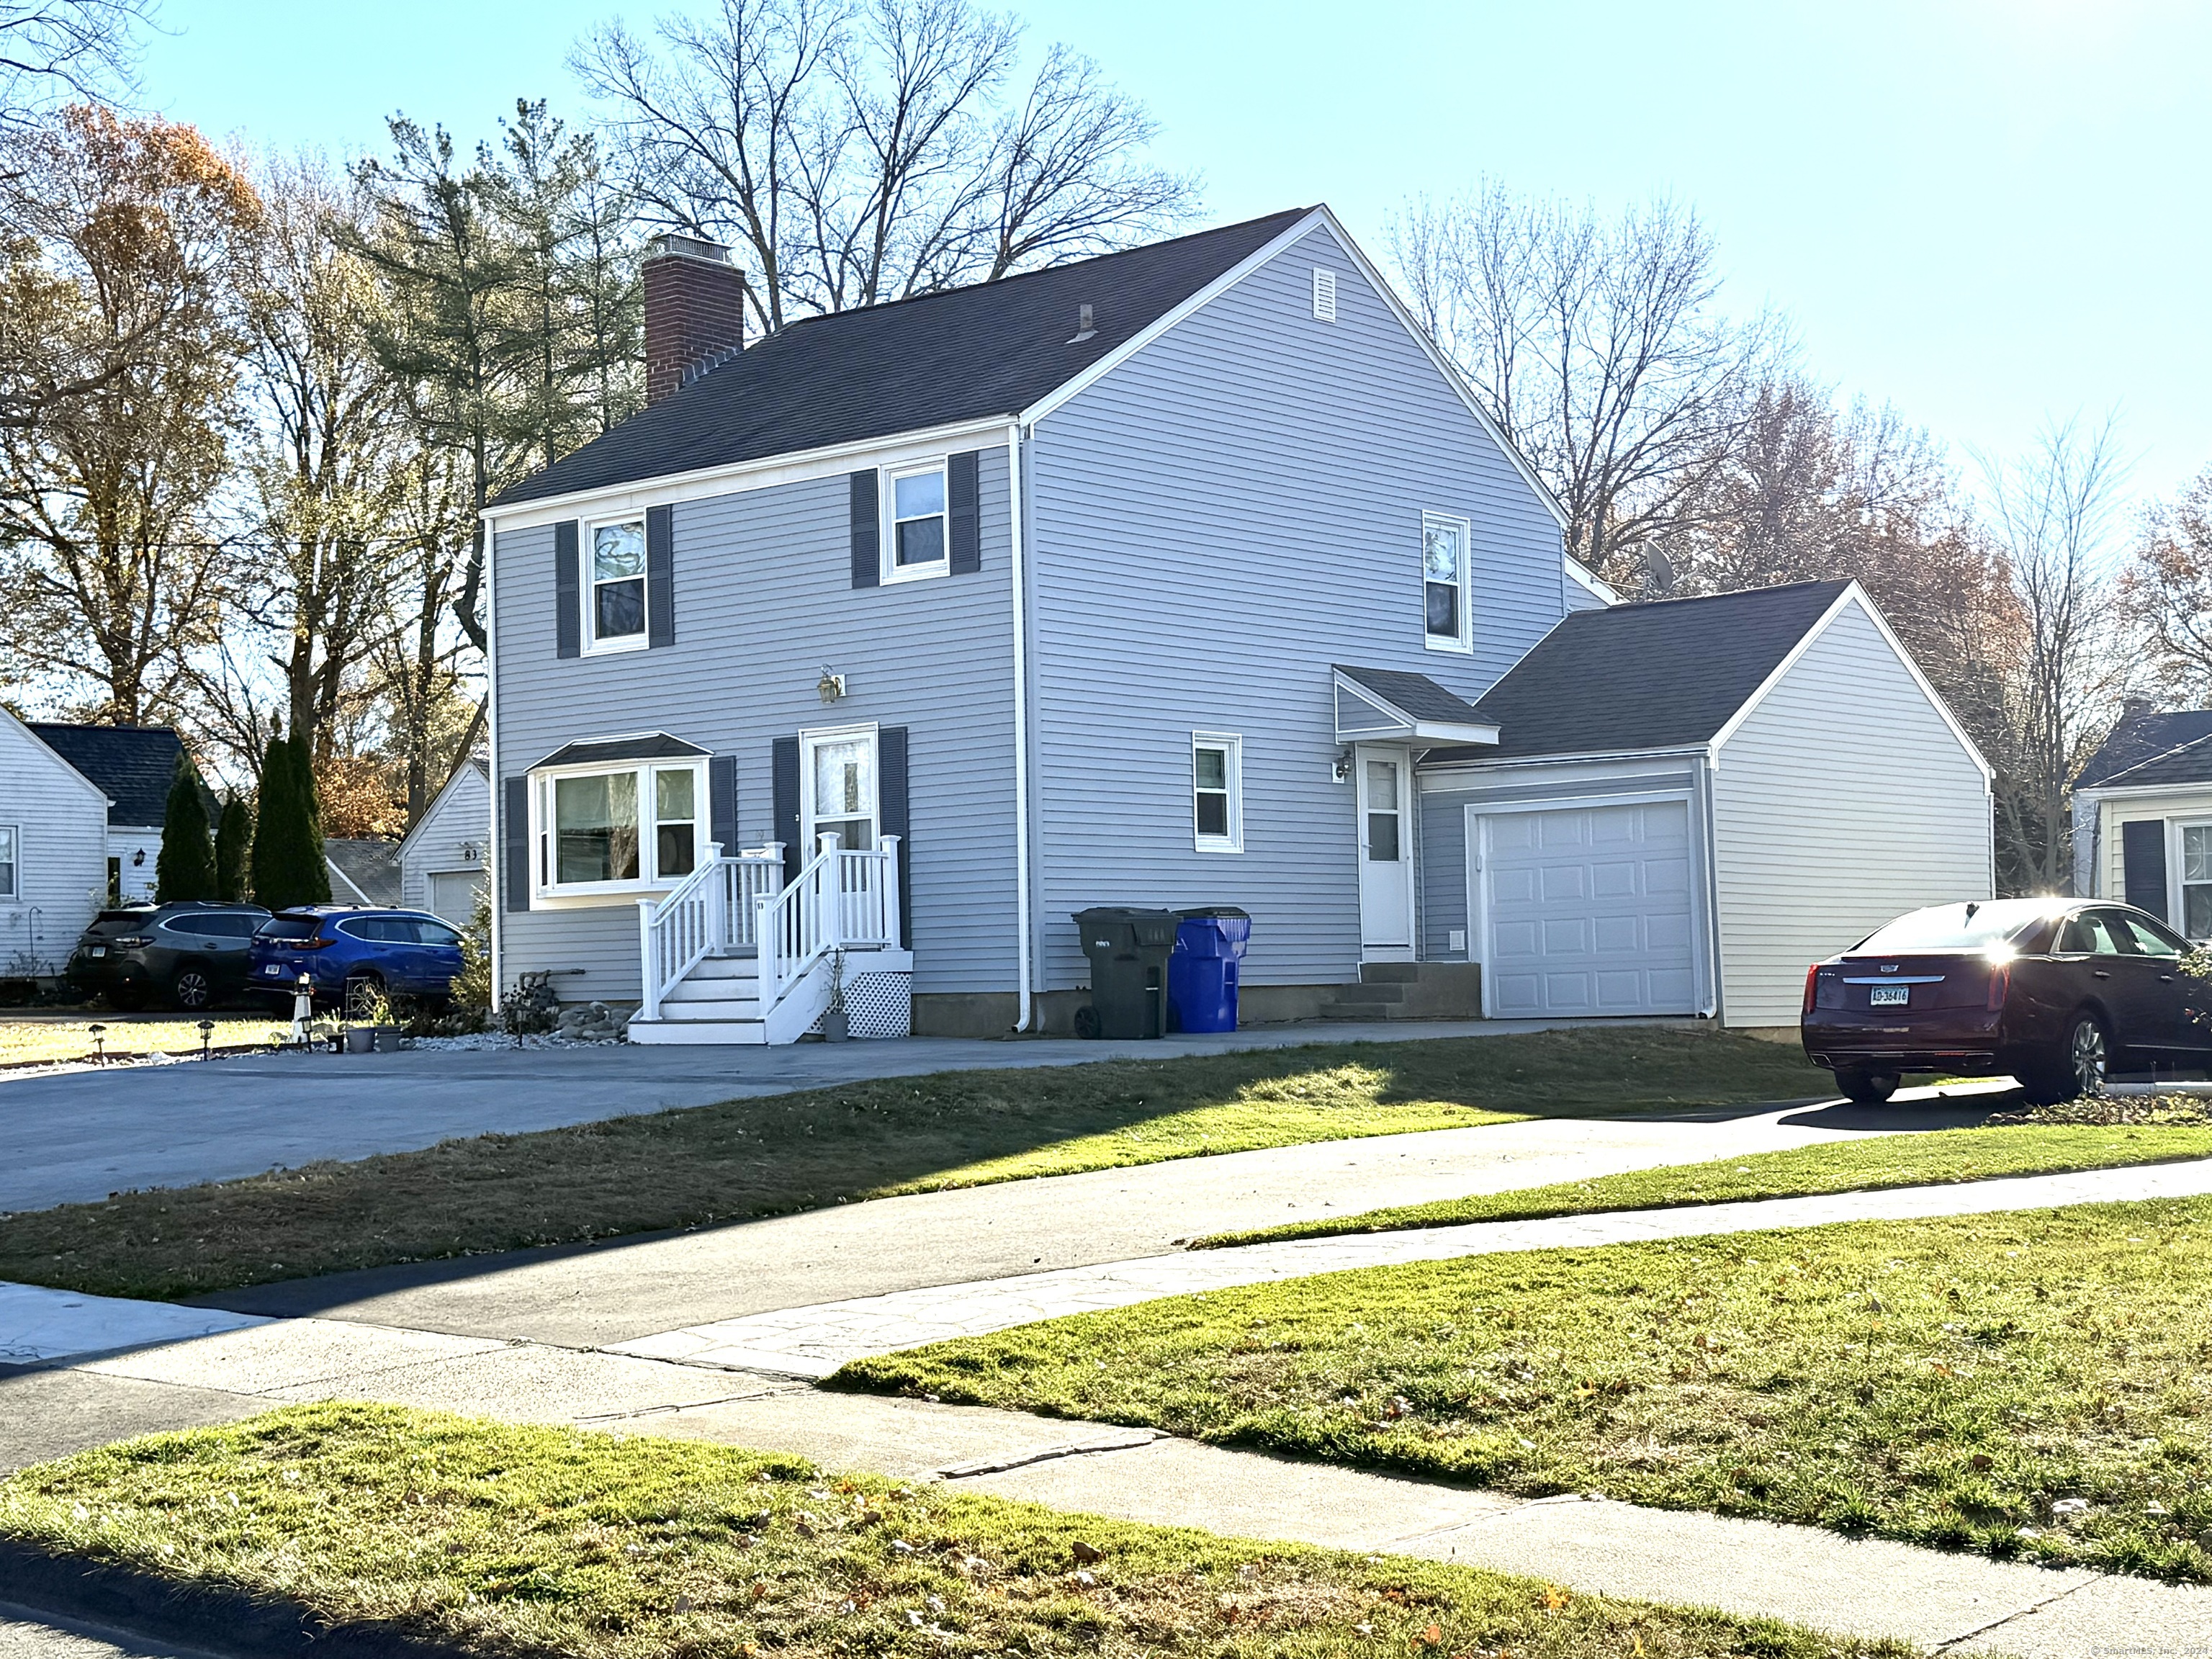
{"left": 396, "top": 756, "right": 491, "bottom": 925}
{"left": 325, "top": 838, "right": 402, "bottom": 907}
{"left": 479, "top": 207, "right": 1992, "bottom": 1043}
{"left": 2072, "top": 707, "right": 2212, "bottom": 937}
{"left": 0, "top": 709, "right": 109, "bottom": 976}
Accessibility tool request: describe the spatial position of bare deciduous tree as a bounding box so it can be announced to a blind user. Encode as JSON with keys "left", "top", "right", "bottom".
{"left": 1979, "top": 413, "right": 2131, "bottom": 894}
{"left": 1390, "top": 181, "right": 1786, "bottom": 588}
{"left": 2121, "top": 466, "right": 2212, "bottom": 700}
{"left": 0, "top": 0, "right": 151, "bottom": 130}
{"left": 573, "top": 0, "right": 1197, "bottom": 336}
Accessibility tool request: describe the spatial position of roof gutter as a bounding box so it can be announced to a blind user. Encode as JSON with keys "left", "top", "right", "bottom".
{"left": 1007, "top": 418, "right": 1035, "bottom": 1034}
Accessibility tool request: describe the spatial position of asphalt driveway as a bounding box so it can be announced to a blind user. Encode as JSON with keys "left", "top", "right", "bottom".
{"left": 0, "top": 1017, "right": 1658, "bottom": 1212}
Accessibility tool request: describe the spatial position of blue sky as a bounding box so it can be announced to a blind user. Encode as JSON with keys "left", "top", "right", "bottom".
{"left": 145, "top": 0, "right": 2210, "bottom": 511}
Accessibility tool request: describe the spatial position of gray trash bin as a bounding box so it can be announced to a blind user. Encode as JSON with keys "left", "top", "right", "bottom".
{"left": 1071, "top": 907, "right": 1179, "bottom": 1038}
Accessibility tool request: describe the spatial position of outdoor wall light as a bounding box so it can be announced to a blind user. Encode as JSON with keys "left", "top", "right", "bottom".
{"left": 817, "top": 668, "right": 848, "bottom": 705}
{"left": 1332, "top": 747, "right": 1354, "bottom": 783}
{"left": 131, "top": 848, "right": 145, "bottom": 866}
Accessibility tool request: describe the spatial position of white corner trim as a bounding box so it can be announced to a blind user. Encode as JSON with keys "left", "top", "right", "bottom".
{"left": 1007, "top": 418, "right": 1035, "bottom": 1033}
{"left": 1705, "top": 584, "right": 1995, "bottom": 783}
{"left": 481, "top": 416, "right": 1013, "bottom": 533}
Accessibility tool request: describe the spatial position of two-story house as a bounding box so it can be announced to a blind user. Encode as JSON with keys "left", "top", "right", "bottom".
{"left": 481, "top": 206, "right": 1994, "bottom": 1043}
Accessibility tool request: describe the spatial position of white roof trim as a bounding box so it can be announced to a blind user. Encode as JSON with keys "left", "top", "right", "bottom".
{"left": 1410, "top": 720, "right": 1503, "bottom": 745}
{"left": 1330, "top": 668, "right": 1498, "bottom": 747}
{"left": 1565, "top": 554, "right": 1617, "bottom": 606}
{"left": 4, "top": 706, "right": 117, "bottom": 810}
{"left": 1419, "top": 742, "right": 1712, "bottom": 777}
{"left": 2074, "top": 779, "right": 2212, "bottom": 801}
{"left": 325, "top": 857, "right": 373, "bottom": 907}
{"left": 1707, "top": 583, "right": 1995, "bottom": 782}
{"left": 1020, "top": 205, "right": 1570, "bottom": 534}
{"left": 396, "top": 754, "right": 490, "bottom": 863}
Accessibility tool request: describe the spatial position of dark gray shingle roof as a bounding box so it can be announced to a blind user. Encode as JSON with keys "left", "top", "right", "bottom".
{"left": 490, "top": 209, "right": 1314, "bottom": 508}
{"left": 2076, "top": 711, "right": 2212, "bottom": 789}
{"left": 1443, "top": 580, "right": 1853, "bottom": 761}
{"left": 531, "top": 732, "right": 708, "bottom": 770}
{"left": 1333, "top": 665, "right": 1488, "bottom": 724}
{"left": 27, "top": 723, "right": 185, "bottom": 825}
{"left": 324, "top": 838, "right": 402, "bottom": 907}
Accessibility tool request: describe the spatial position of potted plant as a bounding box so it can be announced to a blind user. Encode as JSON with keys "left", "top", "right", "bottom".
{"left": 822, "top": 949, "right": 850, "bottom": 1042}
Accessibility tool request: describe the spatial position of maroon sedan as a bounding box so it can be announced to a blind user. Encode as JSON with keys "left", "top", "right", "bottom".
{"left": 1802, "top": 899, "right": 2210, "bottom": 1104}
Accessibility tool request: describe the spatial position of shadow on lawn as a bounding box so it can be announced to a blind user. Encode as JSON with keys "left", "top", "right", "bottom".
{"left": 7, "top": 1027, "right": 1833, "bottom": 1306}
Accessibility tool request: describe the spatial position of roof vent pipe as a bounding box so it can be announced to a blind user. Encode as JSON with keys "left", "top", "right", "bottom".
{"left": 1069, "top": 302, "right": 1095, "bottom": 344}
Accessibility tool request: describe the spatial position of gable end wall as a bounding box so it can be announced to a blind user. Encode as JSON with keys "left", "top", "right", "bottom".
{"left": 1710, "top": 600, "right": 1992, "bottom": 1026}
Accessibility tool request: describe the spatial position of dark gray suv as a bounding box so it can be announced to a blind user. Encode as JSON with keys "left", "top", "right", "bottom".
{"left": 66, "top": 902, "right": 272, "bottom": 1011}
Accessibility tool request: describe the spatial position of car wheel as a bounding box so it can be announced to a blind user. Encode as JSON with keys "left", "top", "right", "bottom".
{"left": 2023, "top": 1012, "right": 2108, "bottom": 1104}
{"left": 343, "top": 974, "right": 385, "bottom": 1021}
{"left": 170, "top": 965, "right": 214, "bottom": 1012}
{"left": 1835, "top": 1067, "right": 1900, "bottom": 1105}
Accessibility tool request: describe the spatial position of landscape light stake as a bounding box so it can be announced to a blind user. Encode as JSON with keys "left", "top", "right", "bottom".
{"left": 197, "top": 1018, "right": 215, "bottom": 1060}
{"left": 87, "top": 1023, "right": 105, "bottom": 1065}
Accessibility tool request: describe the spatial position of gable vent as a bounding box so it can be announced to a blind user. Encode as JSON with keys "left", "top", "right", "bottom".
{"left": 1311, "top": 266, "right": 1337, "bottom": 323}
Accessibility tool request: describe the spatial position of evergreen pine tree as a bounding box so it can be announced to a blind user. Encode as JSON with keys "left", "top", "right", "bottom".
{"left": 214, "top": 793, "right": 250, "bottom": 901}
{"left": 154, "top": 753, "right": 216, "bottom": 902}
{"left": 250, "top": 732, "right": 287, "bottom": 909}
{"left": 252, "top": 733, "right": 313, "bottom": 909}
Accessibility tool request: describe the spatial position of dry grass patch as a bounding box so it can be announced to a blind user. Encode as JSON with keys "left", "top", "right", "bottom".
{"left": 0, "top": 1017, "right": 273, "bottom": 1067}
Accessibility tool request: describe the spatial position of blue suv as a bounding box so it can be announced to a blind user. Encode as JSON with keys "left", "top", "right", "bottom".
{"left": 248, "top": 907, "right": 466, "bottom": 1015}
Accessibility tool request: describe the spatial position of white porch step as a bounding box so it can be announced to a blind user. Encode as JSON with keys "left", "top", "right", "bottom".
{"left": 628, "top": 1017, "right": 768, "bottom": 1046}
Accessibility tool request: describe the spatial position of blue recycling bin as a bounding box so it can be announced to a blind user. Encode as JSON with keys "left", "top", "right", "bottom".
{"left": 1167, "top": 907, "right": 1251, "bottom": 1033}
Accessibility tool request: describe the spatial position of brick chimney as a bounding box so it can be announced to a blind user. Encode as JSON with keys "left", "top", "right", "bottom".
{"left": 644, "top": 233, "right": 748, "bottom": 404}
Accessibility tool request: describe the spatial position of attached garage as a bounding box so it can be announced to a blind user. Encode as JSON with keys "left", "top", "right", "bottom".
{"left": 1417, "top": 580, "right": 1993, "bottom": 1030}
{"left": 1478, "top": 799, "right": 1698, "bottom": 1017}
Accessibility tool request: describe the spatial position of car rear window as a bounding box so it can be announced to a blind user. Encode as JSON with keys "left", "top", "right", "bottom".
{"left": 1853, "top": 900, "right": 2063, "bottom": 953}
{"left": 256, "top": 915, "right": 324, "bottom": 940}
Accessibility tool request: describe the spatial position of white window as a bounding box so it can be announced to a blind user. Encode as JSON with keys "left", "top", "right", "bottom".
{"left": 884, "top": 463, "right": 948, "bottom": 582}
{"left": 531, "top": 759, "right": 704, "bottom": 895}
{"left": 2181, "top": 823, "right": 2212, "bottom": 939}
{"left": 1311, "top": 266, "right": 1336, "bottom": 323}
{"left": 588, "top": 518, "right": 648, "bottom": 651}
{"left": 0, "top": 824, "right": 15, "bottom": 899}
{"left": 803, "top": 726, "right": 877, "bottom": 851}
{"left": 1192, "top": 733, "right": 1243, "bottom": 853}
{"left": 1422, "top": 511, "right": 1471, "bottom": 652}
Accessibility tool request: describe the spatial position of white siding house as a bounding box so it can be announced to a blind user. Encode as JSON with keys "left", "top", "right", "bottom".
{"left": 398, "top": 757, "right": 491, "bottom": 925}
{"left": 2072, "top": 709, "right": 2212, "bottom": 938}
{"left": 0, "top": 709, "right": 109, "bottom": 977}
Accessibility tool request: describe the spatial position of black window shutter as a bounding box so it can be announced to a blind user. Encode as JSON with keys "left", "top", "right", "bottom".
{"left": 2123, "top": 819, "right": 2169, "bottom": 920}
{"left": 646, "top": 504, "right": 675, "bottom": 647}
{"left": 948, "top": 451, "right": 981, "bottom": 574}
{"left": 554, "top": 521, "right": 580, "bottom": 659}
{"left": 503, "top": 776, "right": 531, "bottom": 912}
{"left": 709, "top": 754, "right": 737, "bottom": 856}
{"left": 772, "top": 736, "right": 801, "bottom": 887}
{"left": 850, "top": 470, "right": 880, "bottom": 589}
{"left": 880, "top": 725, "right": 910, "bottom": 946}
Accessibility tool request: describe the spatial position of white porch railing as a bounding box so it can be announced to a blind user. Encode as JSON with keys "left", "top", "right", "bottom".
{"left": 756, "top": 833, "right": 902, "bottom": 1011}
{"left": 637, "top": 842, "right": 785, "bottom": 1021}
{"left": 639, "top": 833, "right": 902, "bottom": 1025}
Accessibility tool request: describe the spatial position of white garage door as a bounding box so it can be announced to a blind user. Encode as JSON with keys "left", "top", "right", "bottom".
{"left": 429, "top": 869, "right": 488, "bottom": 926}
{"left": 1480, "top": 800, "right": 1697, "bottom": 1017}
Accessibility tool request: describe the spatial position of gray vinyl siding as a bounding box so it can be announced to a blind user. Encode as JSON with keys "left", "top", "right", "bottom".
{"left": 399, "top": 763, "right": 490, "bottom": 912}
{"left": 492, "top": 451, "right": 1016, "bottom": 1003}
{"left": 0, "top": 716, "right": 109, "bottom": 972}
{"left": 1711, "top": 599, "right": 1992, "bottom": 1026}
{"left": 1028, "top": 223, "right": 1567, "bottom": 987}
{"left": 1418, "top": 763, "right": 1701, "bottom": 961}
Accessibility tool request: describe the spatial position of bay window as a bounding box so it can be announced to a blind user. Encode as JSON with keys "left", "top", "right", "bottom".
{"left": 534, "top": 758, "right": 706, "bottom": 895}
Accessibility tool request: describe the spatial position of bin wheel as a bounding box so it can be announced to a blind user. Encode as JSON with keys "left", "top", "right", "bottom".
{"left": 1073, "top": 1004, "right": 1100, "bottom": 1040}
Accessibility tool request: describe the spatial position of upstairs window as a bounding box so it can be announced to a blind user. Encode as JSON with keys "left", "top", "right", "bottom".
{"left": 1192, "top": 733, "right": 1243, "bottom": 853}
{"left": 886, "top": 463, "right": 948, "bottom": 581}
{"left": 590, "top": 519, "right": 647, "bottom": 649}
{"left": 1423, "top": 512, "right": 1471, "bottom": 652}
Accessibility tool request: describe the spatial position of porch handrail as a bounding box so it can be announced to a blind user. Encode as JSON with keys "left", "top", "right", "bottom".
{"left": 755, "top": 832, "right": 902, "bottom": 1011}
{"left": 637, "top": 842, "right": 785, "bottom": 1021}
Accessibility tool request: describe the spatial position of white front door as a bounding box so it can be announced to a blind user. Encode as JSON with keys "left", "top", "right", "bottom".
{"left": 801, "top": 727, "right": 878, "bottom": 853}
{"left": 1357, "top": 745, "right": 1414, "bottom": 957}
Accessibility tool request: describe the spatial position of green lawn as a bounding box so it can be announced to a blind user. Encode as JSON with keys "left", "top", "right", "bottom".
{"left": 1194, "top": 1123, "right": 2212, "bottom": 1248}
{"left": 0, "top": 1405, "right": 1915, "bottom": 1659}
{"left": 0, "top": 1028, "right": 1825, "bottom": 1301}
{"left": 837, "top": 1196, "right": 2212, "bottom": 1581}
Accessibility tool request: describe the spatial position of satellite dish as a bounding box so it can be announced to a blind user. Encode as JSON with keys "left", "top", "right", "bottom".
{"left": 1641, "top": 544, "right": 1676, "bottom": 597}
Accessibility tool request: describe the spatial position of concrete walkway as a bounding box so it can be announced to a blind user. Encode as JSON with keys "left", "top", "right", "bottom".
{"left": 4, "top": 1310, "right": 2208, "bottom": 1656}
{"left": 0, "top": 1017, "right": 1672, "bottom": 1211}
{"left": 607, "top": 1155, "right": 2212, "bottom": 1376}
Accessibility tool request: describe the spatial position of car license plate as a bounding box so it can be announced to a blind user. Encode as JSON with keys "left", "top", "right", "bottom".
{"left": 264, "top": 964, "right": 282, "bottom": 976}
{"left": 1868, "top": 984, "right": 1910, "bottom": 1007}
{"left": 88, "top": 945, "right": 105, "bottom": 958}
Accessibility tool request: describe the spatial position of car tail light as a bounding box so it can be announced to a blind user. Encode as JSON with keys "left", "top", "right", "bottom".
{"left": 1803, "top": 964, "right": 1820, "bottom": 1015}
{"left": 1987, "top": 963, "right": 2010, "bottom": 1010}
{"left": 111, "top": 935, "right": 152, "bottom": 948}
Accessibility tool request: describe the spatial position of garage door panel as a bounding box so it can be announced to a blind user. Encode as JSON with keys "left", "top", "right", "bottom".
{"left": 1481, "top": 799, "right": 1696, "bottom": 1017}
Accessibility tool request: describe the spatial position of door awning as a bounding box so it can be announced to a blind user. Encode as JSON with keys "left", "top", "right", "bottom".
{"left": 1332, "top": 665, "right": 1499, "bottom": 747}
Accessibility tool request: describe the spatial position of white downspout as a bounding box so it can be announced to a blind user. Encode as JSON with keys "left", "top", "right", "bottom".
{"left": 1007, "top": 419, "right": 1033, "bottom": 1033}
{"left": 483, "top": 509, "right": 503, "bottom": 1015}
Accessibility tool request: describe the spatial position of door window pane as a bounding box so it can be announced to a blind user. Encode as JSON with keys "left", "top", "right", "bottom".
{"left": 2059, "top": 912, "right": 2120, "bottom": 956}
{"left": 554, "top": 771, "right": 640, "bottom": 883}
{"left": 2118, "top": 915, "right": 2182, "bottom": 958}
{"left": 592, "top": 521, "right": 647, "bottom": 641}
{"left": 1366, "top": 760, "right": 1401, "bottom": 862}
{"left": 655, "top": 767, "right": 697, "bottom": 878}
{"left": 807, "top": 737, "right": 876, "bottom": 852}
